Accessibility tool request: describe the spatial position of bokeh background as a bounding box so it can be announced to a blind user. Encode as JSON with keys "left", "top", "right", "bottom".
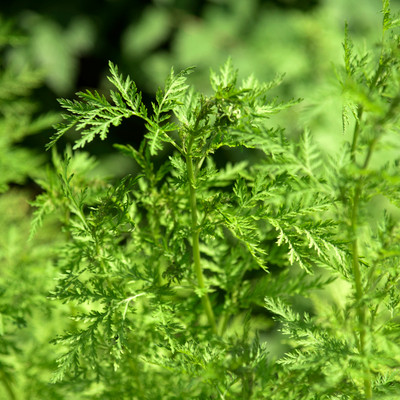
{"left": 2, "top": 0, "right": 396, "bottom": 166}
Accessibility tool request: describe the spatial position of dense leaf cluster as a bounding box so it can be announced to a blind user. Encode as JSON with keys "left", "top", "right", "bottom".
{"left": 0, "top": 20, "right": 63, "bottom": 400}
{"left": 2, "top": 1, "right": 400, "bottom": 399}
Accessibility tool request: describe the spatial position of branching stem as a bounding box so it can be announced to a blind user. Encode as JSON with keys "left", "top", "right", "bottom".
{"left": 350, "top": 187, "right": 372, "bottom": 399}
{"left": 185, "top": 139, "right": 217, "bottom": 334}
{"left": 350, "top": 106, "right": 363, "bottom": 162}
{"left": 350, "top": 121, "right": 374, "bottom": 399}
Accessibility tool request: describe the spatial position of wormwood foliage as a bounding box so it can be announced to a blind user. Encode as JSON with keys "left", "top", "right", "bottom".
{"left": 28, "top": 2, "right": 400, "bottom": 399}
{"left": 0, "top": 20, "right": 65, "bottom": 400}
{"left": 0, "top": 19, "right": 58, "bottom": 193}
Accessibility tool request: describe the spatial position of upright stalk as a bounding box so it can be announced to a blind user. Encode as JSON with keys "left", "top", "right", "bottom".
{"left": 350, "top": 118, "right": 373, "bottom": 399}
{"left": 350, "top": 187, "right": 372, "bottom": 399}
{"left": 185, "top": 141, "right": 217, "bottom": 334}
{"left": 350, "top": 106, "right": 364, "bottom": 162}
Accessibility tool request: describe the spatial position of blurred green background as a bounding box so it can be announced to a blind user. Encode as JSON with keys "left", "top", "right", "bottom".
{"left": 2, "top": 0, "right": 396, "bottom": 163}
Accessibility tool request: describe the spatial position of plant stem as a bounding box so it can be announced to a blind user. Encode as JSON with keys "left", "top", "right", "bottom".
{"left": 185, "top": 148, "right": 217, "bottom": 334}
{"left": 350, "top": 122, "right": 374, "bottom": 399}
{"left": 350, "top": 106, "right": 363, "bottom": 162}
{"left": 350, "top": 187, "right": 372, "bottom": 399}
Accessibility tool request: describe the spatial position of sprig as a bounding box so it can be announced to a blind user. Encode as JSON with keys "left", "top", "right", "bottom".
{"left": 26, "top": 3, "right": 400, "bottom": 398}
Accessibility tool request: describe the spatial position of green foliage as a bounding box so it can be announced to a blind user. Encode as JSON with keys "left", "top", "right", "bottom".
{"left": 5, "top": 13, "right": 95, "bottom": 94}
{"left": 0, "top": 21, "right": 66, "bottom": 400}
{"left": 0, "top": 20, "right": 59, "bottom": 193}
{"left": 2, "top": 1, "right": 400, "bottom": 399}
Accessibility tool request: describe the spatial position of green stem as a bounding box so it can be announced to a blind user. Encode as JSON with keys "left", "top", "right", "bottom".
{"left": 185, "top": 147, "right": 217, "bottom": 334}
{"left": 350, "top": 127, "right": 375, "bottom": 399}
{"left": 350, "top": 106, "right": 363, "bottom": 162}
{"left": 148, "top": 187, "right": 163, "bottom": 285}
{"left": 350, "top": 187, "right": 372, "bottom": 399}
